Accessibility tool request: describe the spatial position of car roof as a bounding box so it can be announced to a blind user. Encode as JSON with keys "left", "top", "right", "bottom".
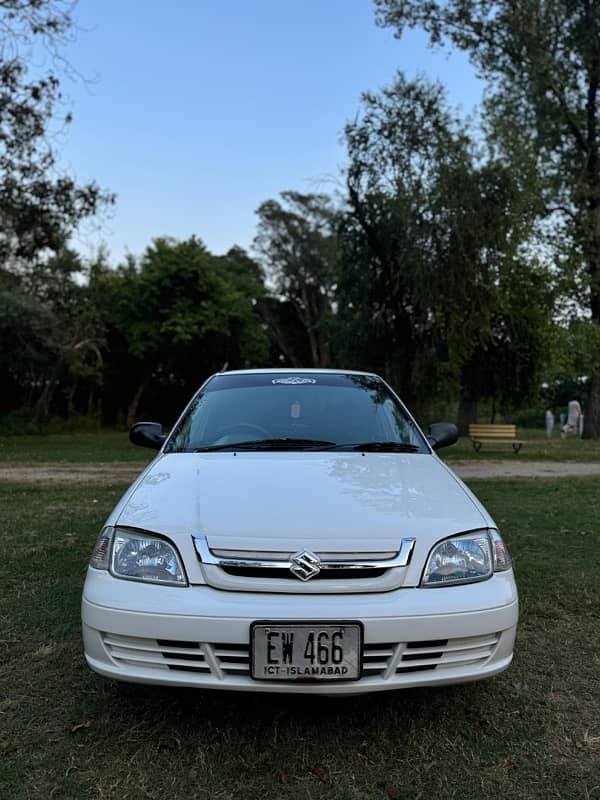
{"left": 215, "top": 368, "right": 380, "bottom": 378}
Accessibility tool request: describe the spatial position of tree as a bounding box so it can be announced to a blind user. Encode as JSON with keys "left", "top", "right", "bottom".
{"left": 339, "top": 72, "right": 552, "bottom": 419}
{"left": 254, "top": 192, "right": 338, "bottom": 367}
{"left": 91, "top": 237, "right": 269, "bottom": 425}
{"left": 0, "top": 1, "right": 112, "bottom": 424}
{"left": 0, "top": 247, "right": 106, "bottom": 422}
{"left": 0, "top": 1, "right": 112, "bottom": 267}
{"left": 374, "top": 0, "right": 600, "bottom": 435}
{"left": 340, "top": 75, "right": 468, "bottom": 405}
{"left": 458, "top": 261, "right": 555, "bottom": 425}
{"left": 541, "top": 318, "right": 600, "bottom": 411}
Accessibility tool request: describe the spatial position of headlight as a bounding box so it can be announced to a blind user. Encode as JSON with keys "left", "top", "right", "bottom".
{"left": 111, "top": 529, "right": 187, "bottom": 585}
{"left": 89, "top": 526, "right": 187, "bottom": 586}
{"left": 422, "top": 529, "right": 511, "bottom": 587}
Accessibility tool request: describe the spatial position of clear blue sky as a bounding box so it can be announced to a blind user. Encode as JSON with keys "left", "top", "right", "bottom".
{"left": 62, "top": 0, "right": 482, "bottom": 263}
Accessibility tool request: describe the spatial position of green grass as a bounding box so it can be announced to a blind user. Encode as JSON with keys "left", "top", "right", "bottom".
{"left": 1, "top": 477, "right": 599, "bottom": 799}
{"left": 442, "top": 427, "right": 600, "bottom": 461}
{"left": 2, "top": 427, "right": 600, "bottom": 468}
{"left": 0, "top": 431, "right": 151, "bottom": 465}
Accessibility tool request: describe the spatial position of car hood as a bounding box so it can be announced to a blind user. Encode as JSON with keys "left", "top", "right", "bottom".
{"left": 114, "top": 452, "right": 490, "bottom": 553}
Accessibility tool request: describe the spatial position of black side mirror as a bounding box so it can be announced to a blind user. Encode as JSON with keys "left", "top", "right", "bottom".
{"left": 130, "top": 421, "right": 167, "bottom": 450}
{"left": 427, "top": 422, "right": 458, "bottom": 451}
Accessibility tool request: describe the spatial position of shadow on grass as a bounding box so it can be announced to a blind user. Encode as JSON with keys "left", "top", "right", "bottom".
{"left": 107, "top": 676, "right": 487, "bottom": 730}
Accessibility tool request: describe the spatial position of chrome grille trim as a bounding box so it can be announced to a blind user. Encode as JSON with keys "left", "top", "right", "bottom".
{"left": 210, "top": 549, "right": 398, "bottom": 561}
{"left": 192, "top": 535, "right": 415, "bottom": 572}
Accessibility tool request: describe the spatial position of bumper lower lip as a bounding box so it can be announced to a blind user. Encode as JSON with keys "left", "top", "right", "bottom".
{"left": 81, "top": 569, "right": 518, "bottom": 695}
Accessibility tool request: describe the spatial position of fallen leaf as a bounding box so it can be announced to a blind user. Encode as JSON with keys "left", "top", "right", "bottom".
{"left": 71, "top": 720, "right": 93, "bottom": 734}
{"left": 33, "top": 644, "right": 54, "bottom": 659}
{"left": 583, "top": 729, "right": 600, "bottom": 748}
{"left": 309, "top": 766, "right": 331, "bottom": 784}
{"left": 384, "top": 782, "right": 401, "bottom": 799}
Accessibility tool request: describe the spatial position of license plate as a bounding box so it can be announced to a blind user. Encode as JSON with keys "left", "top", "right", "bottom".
{"left": 251, "top": 621, "right": 362, "bottom": 681}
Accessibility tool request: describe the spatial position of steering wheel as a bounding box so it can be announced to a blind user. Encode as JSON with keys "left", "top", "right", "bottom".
{"left": 213, "top": 423, "right": 272, "bottom": 441}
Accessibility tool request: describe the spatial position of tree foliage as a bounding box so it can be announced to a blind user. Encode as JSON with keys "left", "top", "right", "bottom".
{"left": 254, "top": 191, "right": 338, "bottom": 367}
{"left": 0, "top": 1, "right": 113, "bottom": 424}
{"left": 0, "top": 0, "right": 113, "bottom": 266}
{"left": 89, "top": 238, "right": 269, "bottom": 425}
{"left": 338, "top": 72, "right": 554, "bottom": 419}
{"left": 0, "top": 3, "right": 575, "bottom": 431}
{"left": 374, "top": 0, "right": 600, "bottom": 434}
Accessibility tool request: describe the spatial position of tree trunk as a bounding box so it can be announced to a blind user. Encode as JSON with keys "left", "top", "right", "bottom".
{"left": 584, "top": 368, "right": 600, "bottom": 438}
{"left": 67, "top": 380, "right": 78, "bottom": 418}
{"left": 33, "top": 361, "right": 62, "bottom": 422}
{"left": 126, "top": 380, "right": 147, "bottom": 428}
{"left": 457, "top": 392, "right": 477, "bottom": 437}
{"left": 257, "top": 300, "right": 302, "bottom": 366}
{"left": 586, "top": 200, "right": 600, "bottom": 437}
{"left": 584, "top": 219, "right": 600, "bottom": 436}
{"left": 300, "top": 283, "right": 320, "bottom": 367}
{"left": 34, "top": 378, "right": 57, "bottom": 422}
{"left": 583, "top": 35, "right": 600, "bottom": 435}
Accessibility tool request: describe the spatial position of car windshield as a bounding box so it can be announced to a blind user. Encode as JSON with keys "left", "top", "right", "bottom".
{"left": 165, "top": 373, "right": 429, "bottom": 453}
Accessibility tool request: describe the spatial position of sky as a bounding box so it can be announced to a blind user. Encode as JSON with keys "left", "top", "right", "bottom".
{"left": 60, "top": 0, "right": 483, "bottom": 263}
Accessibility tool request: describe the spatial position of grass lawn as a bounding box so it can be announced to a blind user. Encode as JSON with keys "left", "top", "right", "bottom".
{"left": 0, "top": 431, "right": 151, "bottom": 465}
{"left": 442, "top": 427, "right": 600, "bottom": 462}
{"left": 2, "top": 427, "right": 600, "bottom": 467}
{"left": 1, "top": 476, "right": 599, "bottom": 799}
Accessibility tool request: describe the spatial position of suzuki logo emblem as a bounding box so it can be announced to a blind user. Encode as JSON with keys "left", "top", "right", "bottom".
{"left": 290, "top": 550, "right": 321, "bottom": 581}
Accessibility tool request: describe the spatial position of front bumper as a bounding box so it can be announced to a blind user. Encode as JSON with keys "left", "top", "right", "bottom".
{"left": 82, "top": 569, "right": 518, "bottom": 695}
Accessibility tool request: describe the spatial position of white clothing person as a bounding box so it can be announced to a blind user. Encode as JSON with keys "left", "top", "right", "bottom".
{"left": 561, "top": 400, "right": 582, "bottom": 438}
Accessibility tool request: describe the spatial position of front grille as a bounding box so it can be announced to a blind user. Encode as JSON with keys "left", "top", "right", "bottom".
{"left": 103, "top": 634, "right": 250, "bottom": 677}
{"left": 193, "top": 535, "right": 415, "bottom": 594}
{"left": 362, "top": 643, "right": 395, "bottom": 675}
{"left": 103, "top": 632, "right": 499, "bottom": 681}
{"left": 396, "top": 634, "right": 499, "bottom": 674}
{"left": 360, "top": 634, "right": 500, "bottom": 677}
{"left": 221, "top": 566, "right": 386, "bottom": 580}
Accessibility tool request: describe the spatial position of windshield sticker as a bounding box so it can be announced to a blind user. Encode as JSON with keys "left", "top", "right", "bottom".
{"left": 272, "top": 377, "right": 316, "bottom": 385}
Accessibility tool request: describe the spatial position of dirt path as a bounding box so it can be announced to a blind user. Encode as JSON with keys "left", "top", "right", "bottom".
{"left": 1, "top": 459, "right": 600, "bottom": 483}
{"left": 448, "top": 459, "right": 600, "bottom": 479}
{"left": 0, "top": 462, "right": 147, "bottom": 483}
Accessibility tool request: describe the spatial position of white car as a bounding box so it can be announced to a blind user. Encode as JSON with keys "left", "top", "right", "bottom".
{"left": 82, "top": 369, "right": 518, "bottom": 695}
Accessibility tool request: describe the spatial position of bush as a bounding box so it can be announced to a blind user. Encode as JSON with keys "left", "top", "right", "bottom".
{"left": 512, "top": 408, "right": 546, "bottom": 429}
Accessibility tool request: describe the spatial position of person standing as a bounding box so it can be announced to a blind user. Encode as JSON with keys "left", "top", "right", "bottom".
{"left": 545, "top": 408, "right": 554, "bottom": 439}
{"left": 561, "top": 399, "right": 582, "bottom": 438}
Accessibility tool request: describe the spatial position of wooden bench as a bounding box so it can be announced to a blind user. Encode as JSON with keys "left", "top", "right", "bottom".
{"left": 468, "top": 424, "right": 523, "bottom": 453}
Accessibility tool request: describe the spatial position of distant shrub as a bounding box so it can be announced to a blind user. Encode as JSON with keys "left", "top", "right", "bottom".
{"left": 513, "top": 408, "right": 546, "bottom": 429}
{"left": 0, "top": 410, "right": 103, "bottom": 435}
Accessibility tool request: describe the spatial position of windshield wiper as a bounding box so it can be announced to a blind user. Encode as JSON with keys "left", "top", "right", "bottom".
{"left": 194, "top": 438, "right": 337, "bottom": 452}
{"left": 333, "top": 441, "right": 421, "bottom": 453}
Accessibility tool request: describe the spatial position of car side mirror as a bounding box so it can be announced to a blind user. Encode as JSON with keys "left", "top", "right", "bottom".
{"left": 427, "top": 422, "right": 458, "bottom": 451}
{"left": 130, "top": 421, "right": 167, "bottom": 450}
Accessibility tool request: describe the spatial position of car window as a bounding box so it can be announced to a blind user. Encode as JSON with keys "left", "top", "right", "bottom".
{"left": 165, "top": 373, "right": 428, "bottom": 452}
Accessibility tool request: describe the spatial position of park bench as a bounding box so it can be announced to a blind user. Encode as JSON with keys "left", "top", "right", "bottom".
{"left": 468, "top": 423, "right": 523, "bottom": 453}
